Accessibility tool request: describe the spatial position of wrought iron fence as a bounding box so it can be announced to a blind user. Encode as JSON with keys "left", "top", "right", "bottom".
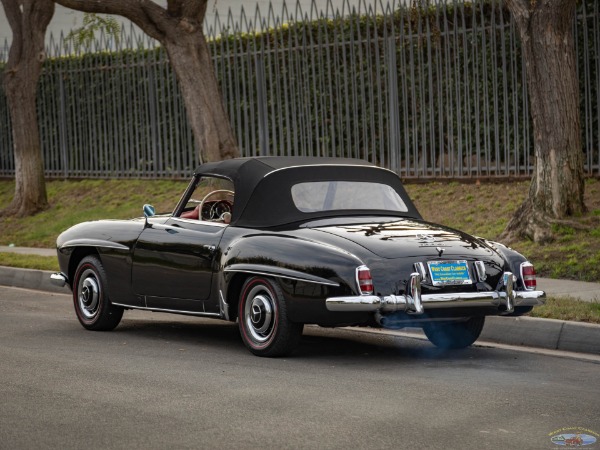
{"left": 0, "top": 0, "right": 598, "bottom": 179}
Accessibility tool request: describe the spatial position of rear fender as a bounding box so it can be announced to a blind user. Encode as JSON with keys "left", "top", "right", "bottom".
{"left": 220, "top": 234, "right": 365, "bottom": 322}
{"left": 483, "top": 239, "right": 530, "bottom": 290}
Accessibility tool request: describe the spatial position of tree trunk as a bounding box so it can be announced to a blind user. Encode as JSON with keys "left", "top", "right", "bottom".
{"left": 164, "top": 32, "right": 238, "bottom": 162}
{"left": 502, "top": 0, "right": 586, "bottom": 243}
{"left": 1, "top": 0, "right": 54, "bottom": 217}
{"left": 53, "top": 0, "right": 239, "bottom": 163}
{"left": 3, "top": 82, "right": 49, "bottom": 217}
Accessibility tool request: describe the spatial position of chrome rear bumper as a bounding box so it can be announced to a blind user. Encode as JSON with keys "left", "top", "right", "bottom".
{"left": 325, "top": 272, "right": 545, "bottom": 315}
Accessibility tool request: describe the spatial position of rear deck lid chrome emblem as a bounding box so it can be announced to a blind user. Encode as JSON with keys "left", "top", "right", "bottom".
{"left": 416, "top": 233, "right": 436, "bottom": 243}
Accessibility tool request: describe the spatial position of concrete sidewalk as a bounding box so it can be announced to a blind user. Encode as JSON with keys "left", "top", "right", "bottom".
{"left": 0, "top": 245, "right": 56, "bottom": 257}
{"left": 537, "top": 277, "right": 599, "bottom": 302}
{"left": 1, "top": 246, "right": 599, "bottom": 355}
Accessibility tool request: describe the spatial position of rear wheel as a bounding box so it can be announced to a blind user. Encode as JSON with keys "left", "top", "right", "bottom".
{"left": 73, "top": 255, "right": 123, "bottom": 331}
{"left": 423, "top": 316, "right": 485, "bottom": 349}
{"left": 238, "top": 277, "right": 303, "bottom": 357}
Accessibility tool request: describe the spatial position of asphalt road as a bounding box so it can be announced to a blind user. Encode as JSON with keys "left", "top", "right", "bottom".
{"left": 1, "top": 286, "right": 599, "bottom": 450}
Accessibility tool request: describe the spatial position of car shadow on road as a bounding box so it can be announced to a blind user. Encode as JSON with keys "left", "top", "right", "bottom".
{"left": 113, "top": 315, "right": 248, "bottom": 352}
{"left": 298, "top": 325, "right": 485, "bottom": 361}
{"left": 108, "top": 313, "right": 501, "bottom": 365}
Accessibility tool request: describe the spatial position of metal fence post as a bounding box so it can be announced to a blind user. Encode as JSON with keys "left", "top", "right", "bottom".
{"left": 387, "top": 36, "right": 399, "bottom": 174}
{"left": 58, "top": 73, "right": 68, "bottom": 178}
{"left": 255, "top": 52, "right": 269, "bottom": 156}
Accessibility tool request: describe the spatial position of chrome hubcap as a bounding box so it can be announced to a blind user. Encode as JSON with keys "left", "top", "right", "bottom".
{"left": 78, "top": 269, "right": 100, "bottom": 319}
{"left": 244, "top": 286, "right": 275, "bottom": 343}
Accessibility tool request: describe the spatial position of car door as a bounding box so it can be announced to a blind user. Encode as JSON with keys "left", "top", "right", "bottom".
{"left": 131, "top": 216, "right": 225, "bottom": 311}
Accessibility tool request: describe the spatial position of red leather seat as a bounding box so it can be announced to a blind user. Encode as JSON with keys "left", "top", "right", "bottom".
{"left": 180, "top": 205, "right": 200, "bottom": 220}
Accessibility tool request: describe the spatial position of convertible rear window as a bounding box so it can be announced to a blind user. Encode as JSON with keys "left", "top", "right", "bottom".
{"left": 291, "top": 181, "right": 408, "bottom": 213}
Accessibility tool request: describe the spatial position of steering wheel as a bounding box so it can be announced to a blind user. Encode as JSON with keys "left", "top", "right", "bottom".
{"left": 199, "top": 190, "right": 235, "bottom": 221}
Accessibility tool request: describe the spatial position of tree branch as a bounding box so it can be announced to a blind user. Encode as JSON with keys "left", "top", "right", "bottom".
{"left": 1, "top": 0, "right": 22, "bottom": 34}
{"left": 2, "top": 0, "right": 54, "bottom": 68}
{"left": 165, "top": 0, "right": 206, "bottom": 21}
{"left": 181, "top": 0, "right": 207, "bottom": 22}
{"left": 53, "top": 0, "right": 171, "bottom": 41}
{"left": 27, "top": 0, "right": 55, "bottom": 53}
{"left": 1, "top": 0, "right": 24, "bottom": 66}
{"left": 505, "top": 0, "right": 531, "bottom": 37}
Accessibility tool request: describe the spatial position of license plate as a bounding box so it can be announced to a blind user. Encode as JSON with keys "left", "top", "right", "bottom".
{"left": 427, "top": 260, "right": 472, "bottom": 286}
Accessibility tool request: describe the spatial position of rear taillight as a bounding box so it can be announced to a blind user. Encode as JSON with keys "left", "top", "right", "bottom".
{"left": 520, "top": 262, "right": 536, "bottom": 290}
{"left": 356, "top": 266, "right": 374, "bottom": 295}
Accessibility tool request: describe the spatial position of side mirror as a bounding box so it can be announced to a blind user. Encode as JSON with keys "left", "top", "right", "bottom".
{"left": 143, "top": 204, "right": 156, "bottom": 218}
{"left": 143, "top": 204, "right": 155, "bottom": 228}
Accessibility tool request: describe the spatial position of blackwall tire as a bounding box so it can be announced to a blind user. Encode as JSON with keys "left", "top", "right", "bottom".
{"left": 238, "top": 276, "right": 303, "bottom": 357}
{"left": 73, "top": 255, "right": 123, "bottom": 331}
{"left": 423, "top": 316, "right": 485, "bottom": 349}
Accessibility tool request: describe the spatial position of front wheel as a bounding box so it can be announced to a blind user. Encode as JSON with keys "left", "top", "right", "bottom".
{"left": 238, "top": 277, "right": 303, "bottom": 357}
{"left": 423, "top": 317, "right": 485, "bottom": 349}
{"left": 73, "top": 255, "right": 123, "bottom": 331}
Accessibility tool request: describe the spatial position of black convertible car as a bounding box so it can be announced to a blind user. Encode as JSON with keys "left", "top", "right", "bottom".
{"left": 52, "top": 157, "right": 545, "bottom": 356}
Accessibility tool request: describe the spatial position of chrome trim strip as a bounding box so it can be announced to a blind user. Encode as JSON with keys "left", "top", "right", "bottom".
{"left": 224, "top": 268, "right": 340, "bottom": 287}
{"left": 264, "top": 163, "right": 382, "bottom": 177}
{"left": 171, "top": 217, "right": 228, "bottom": 227}
{"left": 60, "top": 239, "right": 129, "bottom": 251}
{"left": 326, "top": 289, "right": 546, "bottom": 313}
{"left": 111, "top": 303, "right": 223, "bottom": 318}
{"left": 219, "top": 290, "right": 230, "bottom": 321}
{"left": 50, "top": 272, "right": 68, "bottom": 287}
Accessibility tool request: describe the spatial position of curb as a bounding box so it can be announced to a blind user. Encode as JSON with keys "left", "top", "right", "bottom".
{"left": 481, "top": 316, "right": 600, "bottom": 355}
{"left": 1, "top": 265, "right": 598, "bottom": 355}
{"left": 0, "top": 266, "right": 68, "bottom": 294}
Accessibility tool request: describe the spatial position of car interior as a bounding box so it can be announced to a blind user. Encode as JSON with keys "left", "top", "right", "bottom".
{"left": 180, "top": 177, "right": 235, "bottom": 223}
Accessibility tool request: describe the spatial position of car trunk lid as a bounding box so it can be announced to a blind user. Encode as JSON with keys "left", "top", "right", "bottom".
{"left": 310, "top": 218, "right": 496, "bottom": 259}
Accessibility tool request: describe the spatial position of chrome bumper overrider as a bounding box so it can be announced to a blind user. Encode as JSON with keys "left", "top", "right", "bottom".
{"left": 325, "top": 271, "right": 545, "bottom": 315}
{"left": 50, "top": 272, "right": 68, "bottom": 287}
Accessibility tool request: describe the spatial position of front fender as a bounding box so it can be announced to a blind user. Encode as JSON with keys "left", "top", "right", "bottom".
{"left": 56, "top": 220, "right": 144, "bottom": 304}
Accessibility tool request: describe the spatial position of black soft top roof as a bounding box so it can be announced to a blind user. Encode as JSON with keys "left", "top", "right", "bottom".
{"left": 194, "top": 157, "right": 421, "bottom": 227}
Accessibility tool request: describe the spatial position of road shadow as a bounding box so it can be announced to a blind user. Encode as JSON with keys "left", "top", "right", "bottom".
{"left": 113, "top": 315, "right": 248, "bottom": 355}
{"left": 298, "top": 325, "right": 486, "bottom": 362}
{"left": 107, "top": 313, "right": 507, "bottom": 365}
